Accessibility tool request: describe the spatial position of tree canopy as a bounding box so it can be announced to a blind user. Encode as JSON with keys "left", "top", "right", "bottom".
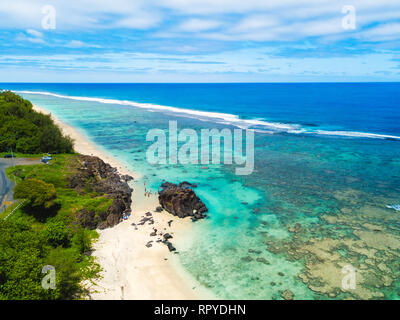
{"left": 0, "top": 220, "right": 53, "bottom": 299}
{"left": 0, "top": 91, "right": 74, "bottom": 154}
{"left": 14, "top": 178, "right": 57, "bottom": 209}
{"left": 0, "top": 219, "right": 96, "bottom": 300}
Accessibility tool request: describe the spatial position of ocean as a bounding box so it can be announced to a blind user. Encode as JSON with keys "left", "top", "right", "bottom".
{"left": 2, "top": 83, "right": 400, "bottom": 299}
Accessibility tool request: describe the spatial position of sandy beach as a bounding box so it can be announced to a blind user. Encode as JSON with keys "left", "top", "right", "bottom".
{"left": 32, "top": 104, "right": 216, "bottom": 300}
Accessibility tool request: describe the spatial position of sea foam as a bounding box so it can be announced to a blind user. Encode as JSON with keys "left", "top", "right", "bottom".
{"left": 16, "top": 90, "right": 400, "bottom": 141}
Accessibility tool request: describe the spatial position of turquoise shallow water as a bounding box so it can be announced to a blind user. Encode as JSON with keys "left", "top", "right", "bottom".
{"left": 9, "top": 89, "right": 400, "bottom": 300}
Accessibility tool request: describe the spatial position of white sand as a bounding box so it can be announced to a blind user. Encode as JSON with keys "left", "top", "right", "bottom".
{"left": 32, "top": 105, "right": 216, "bottom": 300}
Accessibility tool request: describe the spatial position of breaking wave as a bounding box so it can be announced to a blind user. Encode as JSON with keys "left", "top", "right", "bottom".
{"left": 16, "top": 90, "right": 400, "bottom": 141}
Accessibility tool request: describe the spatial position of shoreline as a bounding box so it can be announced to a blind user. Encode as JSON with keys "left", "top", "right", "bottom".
{"left": 32, "top": 104, "right": 216, "bottom": 300}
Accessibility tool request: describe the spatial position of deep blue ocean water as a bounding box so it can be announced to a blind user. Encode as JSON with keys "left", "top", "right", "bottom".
{"left": 2, "top": 83, "right": 400, "bottom": 138}
{"left": 2, "top": 83, "right": 400, "bottom": 299}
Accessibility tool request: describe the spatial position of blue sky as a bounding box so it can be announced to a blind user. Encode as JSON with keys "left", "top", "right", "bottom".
{"left": 0, "top": 0, "right": 400, "bottom": 82}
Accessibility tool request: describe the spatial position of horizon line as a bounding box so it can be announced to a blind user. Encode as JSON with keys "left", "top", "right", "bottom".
{"left": 1, "top": 81, "right": 400, "bottom": 85}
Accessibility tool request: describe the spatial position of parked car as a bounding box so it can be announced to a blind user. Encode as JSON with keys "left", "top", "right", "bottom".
{"left": 3, "top": 154, "right": 14, "bottom": 159}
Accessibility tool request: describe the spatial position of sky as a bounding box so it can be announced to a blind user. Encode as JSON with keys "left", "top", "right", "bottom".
{"left": 0, "top": 0, "right": 400, "bottom": 82}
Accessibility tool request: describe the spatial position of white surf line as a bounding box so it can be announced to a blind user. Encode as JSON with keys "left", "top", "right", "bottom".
{"left": 311, "top": 130, "right": 400, "bottom": 140}
{"left": 14, "top": 90, "right": 400, "bottom": 141}
{"left": 14, "top": 90, "right": 298, "bottom": 131}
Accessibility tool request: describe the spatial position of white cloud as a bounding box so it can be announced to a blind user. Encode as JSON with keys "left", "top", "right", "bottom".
{"left": 26, "top": 37, "right": 45, "bottom": 44}
{"left": 198, "top": 16, "right": 345, "bottom": 42}
{"left": 15, "top": 29, "right": 45, "bottom": 44}
{"left": 65, "top": 40, "right": 85, "bottom": 48}
{"left": 232, "top": 15, "right": 280, "bottom": 33}
{"left": 360, "top": 23, "right": 400, "bottom": 41}
{"left": 0, "top": 0, "right": 161, "bottom": 30}
{"left": 26, "top": 29, "right": 43, "bottom": 38}
{"left": 157, "top": 0, "right": 400, "bottom": 16}
{"left": 1, "top": 49, "right": 398, "bottom": 81}
{"left": 0, "top": 0, "right": 399, "bottom": 44}
{"left": 178, "top": 19, "right": 221, "bottom": 32}
{"left": 64, "top": 40, "right": 101, "bottom": 48}
{"left": 116, "top": 15, "right": 161, "bottom": 29}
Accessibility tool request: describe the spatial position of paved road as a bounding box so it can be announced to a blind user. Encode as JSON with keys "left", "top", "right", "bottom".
{"left": 0, "top": 158, "right": 42, "bottom": 213}
{"left": 0, "top": 160, "right": 14, "bottom": 212}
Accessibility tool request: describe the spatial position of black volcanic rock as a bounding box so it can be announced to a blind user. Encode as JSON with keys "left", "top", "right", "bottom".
{"left": 163, "top": 233, "right": 173, "bottom": 240}
{"left": 68, "top": 155, "right": 132, "bottom": 229}
{"left": 158, "top": 182, "right": 208, "bottom": 220}
{"left": 164, "top": 241, "right": 176, "bottom": 252}
{"left": 76, "top": 209, "right": 97, "bottom": 229}
{"left": 121, "top": 174, "right": 134, "bottom": 182}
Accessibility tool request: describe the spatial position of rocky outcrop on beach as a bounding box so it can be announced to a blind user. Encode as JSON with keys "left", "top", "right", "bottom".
{"left": 158, "top": 182, "right": 208, "bottom": 220}
{"left": 68, "top": 155, "right": 133, "bottom": 229}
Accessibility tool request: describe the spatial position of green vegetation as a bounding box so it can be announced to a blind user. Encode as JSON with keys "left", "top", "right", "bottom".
{"left": 0, "top": 219, "right": 98, "bottom": 300}
{"left": 14, "top": 178, "right": 56, "bottom": 209}
{"left": 7, "top": 154, "right": 113, "bottom": 222}
{"left": 0, "top": 92, "right": 111, "bottom": 300}
{"left": 1, "top": 154, "right": 108, "bottom": 300}
{"left": 0, "top": 91, "right": 74, "bottom": 154}
{"left": 0, "top": 202, "right": 16, "bottom": 220}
